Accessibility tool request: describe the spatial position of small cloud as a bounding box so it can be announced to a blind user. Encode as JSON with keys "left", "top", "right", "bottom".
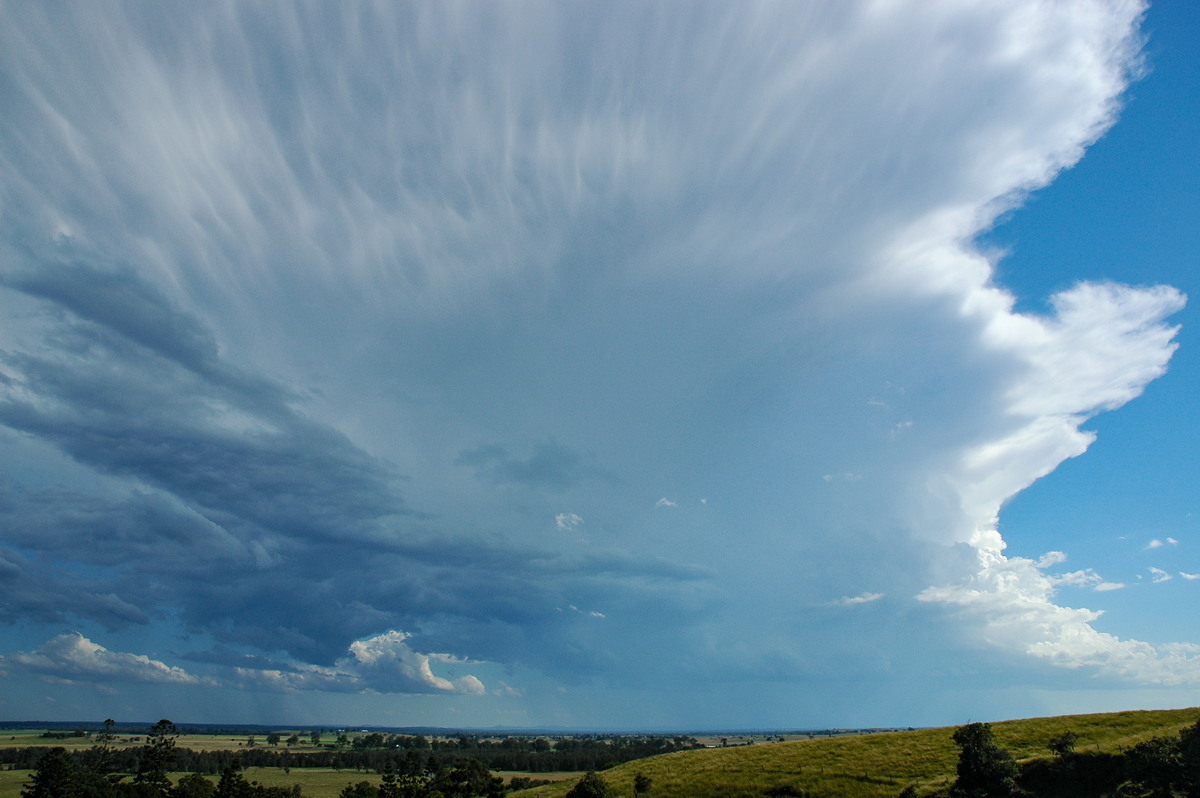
{"left": 890, "top": 421, "right": 915, "bottom": 439}
{"left": 1146, "top": 538, "right": 1179, "bottom": 550}
{"left": 1180, "top": 572, "right": 1200, "bottom": 581}
{"left": 1150, "top": 567, "right": 1172, "bottom": 584}
{"left": 1095, "top": 582, "right": 1126, "bottom": 592}
{"left": 822, "top": 472, "right": 862, "bottom": 483}
{"left": 699, "top": 497, "right": 707, "bottom": 505}
{"left": 655, "top": 497, "right": 677, "bottom": 508}
{"left": 1036, "top": 551, "right": 1068, "bottom": 568}
{"left": 492, "top": 683, "right": 524, "bottom": 698}
{"left": 1051, "top": 569, "right": 1102, "bottom": 588}
{"left": 830, "top": 592, "right": 884, "bottom": 607}
{"left": 555, "top": 512, "right": 584, "bottom": 532}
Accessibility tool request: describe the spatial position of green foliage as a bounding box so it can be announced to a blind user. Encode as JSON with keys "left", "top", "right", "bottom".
{"left": 1122, "top": 735, "right": 1182, "bottom": 797}
{"left": 22, "top": 749, "right": 75, "bottom": 798}
{"left": 175, "top": 775, "right": 215, "bottom": 798}
{"left": 563, "top": 773, "right": 615, "bottom": 798}
{"left": 134, "top": 722, "right": 178, "bottom": 798}
{"left": 950, "top": 723, "right": 1017, "bottom": 798}
{"left": 1048, "top": 732, "right": 1078, "bottom": 758}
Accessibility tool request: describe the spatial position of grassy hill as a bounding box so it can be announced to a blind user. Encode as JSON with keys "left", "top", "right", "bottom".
{"left": 520, "top": 707, "right": 1200, "bottom": 798}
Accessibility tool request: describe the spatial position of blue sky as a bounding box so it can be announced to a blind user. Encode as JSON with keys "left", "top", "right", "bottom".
{"left": 0, "top": 1, "right": 1197, "bottom": 730}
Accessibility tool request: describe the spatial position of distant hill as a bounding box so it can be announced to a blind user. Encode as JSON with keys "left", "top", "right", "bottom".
{"left": 519, "top": 707, "right": 1200, "bottom": 798}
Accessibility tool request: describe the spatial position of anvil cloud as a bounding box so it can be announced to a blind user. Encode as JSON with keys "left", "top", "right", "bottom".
{"left": 0, "top": 0, "right": 1193, "bottom": 728}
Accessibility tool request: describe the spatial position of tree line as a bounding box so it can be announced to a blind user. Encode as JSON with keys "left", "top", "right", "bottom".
{"left": 17, "top": 719, "right": 679, "bottom": 798}
{"left": 5, "top": 729, "right": 697, "bottom": 776}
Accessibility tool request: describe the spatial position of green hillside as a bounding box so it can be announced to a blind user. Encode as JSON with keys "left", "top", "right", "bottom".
{"left": 521, "top": 707, "right": 1200, "bottom": 798}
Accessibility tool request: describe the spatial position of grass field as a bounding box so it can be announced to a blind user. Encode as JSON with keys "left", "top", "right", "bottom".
{"left": 4, "top": 708, "right": 1198, "bottom": 798}
{"left": 520, "top": 707, "right": 1200, "bottom": 797}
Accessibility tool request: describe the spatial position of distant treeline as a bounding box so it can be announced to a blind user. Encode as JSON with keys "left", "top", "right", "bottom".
{"left": 2, "top": 734, "right": 700, "bottom": 775}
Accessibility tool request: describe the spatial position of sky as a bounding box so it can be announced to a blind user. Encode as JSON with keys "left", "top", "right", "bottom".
{"left": 0, "top": 0, "right": 1197, "bottom": 731}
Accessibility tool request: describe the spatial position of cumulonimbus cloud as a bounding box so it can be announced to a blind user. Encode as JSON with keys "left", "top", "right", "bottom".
{"left": 0, "top": 0, "right": 1189, "bottom": 722}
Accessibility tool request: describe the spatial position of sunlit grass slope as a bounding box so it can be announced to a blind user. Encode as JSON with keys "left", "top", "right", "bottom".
{"left": 520, "top": 708, "right": 1200, "bottom": 798}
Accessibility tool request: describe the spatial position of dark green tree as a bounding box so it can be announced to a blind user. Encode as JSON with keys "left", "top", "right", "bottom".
{"left": 564, "top": 771, "right": 616, "bottom": 798}
{"left": 633, "top": 773, "right": 652, "bottom": 797}
{"left": 1124, "top": 736, "right": 1182, "bottom": 798}
{"left": 22, "top": 748, "right": 76, "bottom": 798}
{"left": 309, "top": 731, "right": 321, "bottom": 747}
{"left": 176, "top": 773, "right": 217, "bottom": 798}
{"left": 950, "top": 723, "right": 1017, "bottom": 798}
{"left": 1179, "top": 719, "right": 1200, "bottom": 796}
{"left": 215, "top": 763, "right": 254, "bottom": 798}
{"left": 134, "top": 719, "right": 178, "bottom": 797}
{"left": 430, "top": 759, "right": 499, "bottom": 798}
{"left": 266, "top": 733, "right": 281, "bottom": 747}
{"left": 1048, "top": 731, "right": 1078, "bottom": 758}
{"left": 338, "top": 782, "right": 378, "bottom": 798}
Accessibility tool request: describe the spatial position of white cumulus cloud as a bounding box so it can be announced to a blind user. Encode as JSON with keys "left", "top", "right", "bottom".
{"left": 4, "top": 633, "right": 212, "bottom": 686}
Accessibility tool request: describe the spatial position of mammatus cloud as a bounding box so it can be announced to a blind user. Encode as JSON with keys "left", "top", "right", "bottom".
{"left": 3, "top": 633, "right": 212, "bottom": 686}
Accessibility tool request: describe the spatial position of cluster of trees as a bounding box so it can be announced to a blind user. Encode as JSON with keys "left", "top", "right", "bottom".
{"left": 940, "top": 719, "right": 1200, "bottom": 798}
{"left": 5, "top": 733, "right": 696, "bottom": 778}
{"left": 17, "top": 720, "right": 536, "bottom": 798}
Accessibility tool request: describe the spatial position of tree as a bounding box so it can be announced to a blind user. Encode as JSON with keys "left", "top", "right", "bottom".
{"left": 1179, "top": 720, "right": 1200, "bottom": 795}
{"left": 1048, "top": 731, "right": 1078, "bottom": 758}
{"left": 950, "top": 723, "right": 1017, "bottom": 798}
{"left": 22, "top": 748, "right": 76, "bottom": 798}
{"left": 177, "top": 773, "right": 217, "bottom": 798}
{"left": 633, "top": 773, "right": 652, "bottom": 797}
{"left": 86, "top": 719, "right": 122, "bottom": 783}
{"left": 266, "top": 733, "right": 282, "bottom": 747}
{"left": 564, "top": 772, "right": 616, "bottom": 798}
{"left": 215, "top": 763, "right": 254, "bottom": 798}
{"left": 310, "top": 731, "right": 322, "bottom": 747}
{"left": 338, "top": 782, "right": 378, "bottom": 798}
{"left": 430, "top": 759, "right": 500, "bottom": 798}
{"left": 134, "top": 719, "right": 178, "bottom": 797}
{"left": 1124, "top": 736, "right": 1182, "bottom": 798}
{"left": 286, "top": 735, "right": 300, "bottom": 748}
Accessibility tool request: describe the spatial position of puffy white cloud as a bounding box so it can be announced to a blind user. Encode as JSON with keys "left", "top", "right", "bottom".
{"left": 920, "top": 548, "right": 1200, "bottom": 685}
{"left": 4, "top": 633, "right": 212, "bottom": 686}
{"left": 1150, "top": 567, "right": 1173, "bottom": 584}
{"left": 237, "top": 631, "right": 486, "bottom": 696}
